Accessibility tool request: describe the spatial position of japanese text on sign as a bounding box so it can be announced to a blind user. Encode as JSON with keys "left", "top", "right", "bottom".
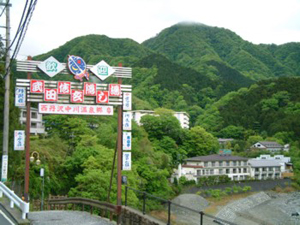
{"left": 123, "top": 112, "right": 132, "bottom": 130}
{"left": 123, "top": 92, "right": 132, "bottom": 110}
{"left": 14, "top": 130, "right": 25, "bottom": 150}
{"left": 38, "top": 103, "right": 113, "bottom": 116}
{"left": 123, "top": 152, "right": 131, "bottom": 171}
{"left": 122, "top": 132, "right": 131, "bottom": 150}
{"left": 15, "top": 87, "right": 26, "bottom": 107}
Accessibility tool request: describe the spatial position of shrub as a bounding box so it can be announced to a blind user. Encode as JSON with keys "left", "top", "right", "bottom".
{"left": 242, "top": 186, "right": 252, "bottom": 192}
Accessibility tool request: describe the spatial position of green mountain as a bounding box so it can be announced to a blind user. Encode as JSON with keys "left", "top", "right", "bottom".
{"left": 19, "top": 22, "right": 299, "bottom": 126}
{"left": 143, "top": 22, "right": 300, "bottom": 80}
{"left": 35, "top": 34, "right": 152, "bottom": 66}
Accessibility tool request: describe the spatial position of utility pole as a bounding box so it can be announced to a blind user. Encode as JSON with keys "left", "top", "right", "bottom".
{"left": 1, "top": 0, "right": 11, "bottom": 182}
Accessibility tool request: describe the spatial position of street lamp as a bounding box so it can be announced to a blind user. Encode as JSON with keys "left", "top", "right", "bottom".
{"left": 30, "top": 151, "right": 41, "bottom": 165}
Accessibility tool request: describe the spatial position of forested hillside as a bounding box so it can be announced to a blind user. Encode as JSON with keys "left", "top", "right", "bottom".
{"left": 197, "top": 77, "right": 300, "bottom": 141}
{"left": 3, "top": 22, "right": 300, "bottom": 205}
{"left": 143, "top": 22, "right": 300, "bottom": 80}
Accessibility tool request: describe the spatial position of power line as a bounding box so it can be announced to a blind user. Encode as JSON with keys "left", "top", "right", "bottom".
{"left": 3, "top": 0, "right": 38, "bottom": 79}
{"left": 10, "top": 0, "right": 37, "bottom": 60}
{"left": 8, "top": 0, "right": 29, "bottom": 50}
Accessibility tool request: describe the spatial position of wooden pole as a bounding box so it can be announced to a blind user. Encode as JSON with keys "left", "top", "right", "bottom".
{"left": 24, "top": 56, "right": 32, "bottom": 202}
{"left": 117, "top": 63, "right": 123, "bottom": 224}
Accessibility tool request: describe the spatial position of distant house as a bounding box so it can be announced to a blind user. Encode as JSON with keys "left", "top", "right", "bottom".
{"left": 218, "top": 138, "right": 234, "bottom": 148}
{"left": 19, "top": 107, "right": 45, "bottom": 135}
{"left": 251, "top": 141, "right": 284, "bottom": 152}
{"left": 173, "top": 154, "right": 250, "bottom": 183}
{"left": 130, "top": 110, "right": 190, "bottom": 129}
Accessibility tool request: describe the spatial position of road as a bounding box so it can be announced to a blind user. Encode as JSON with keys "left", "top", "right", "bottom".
{"left": 0, "top": 209, "right": 15, "bottom": 225}
{"left": 28, "top": 211, "right": 115, "bottom": 225}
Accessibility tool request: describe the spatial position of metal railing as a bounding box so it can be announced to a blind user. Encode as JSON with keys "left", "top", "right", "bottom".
{"left": 48, "top": 197, "right": 121, "bottom": 221}
{"left": 0, "top": 182, "right": 29, "bottom": 219}
{"left": 124, "top": 186, "right": 237, "bottom": 225}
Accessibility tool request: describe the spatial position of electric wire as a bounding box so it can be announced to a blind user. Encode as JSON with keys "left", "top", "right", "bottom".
{"left": 3, "top": 0, "right": 38, "bottom": 79}
{"left": 8, "top": 0, "right": 29, "bottom": 50}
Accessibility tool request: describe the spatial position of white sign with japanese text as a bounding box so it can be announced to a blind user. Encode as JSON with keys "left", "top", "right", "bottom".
{"left": 122, "top": 152, "right": 131, "bottom": 171}
{"left": 39, "top": 103, "right": 113, "bottom": 116}
{"left": 90, "top": 60, "right": 115, "bottom": 81}
{"left": 1, "top": 155, "right": 8, "bottom": 182}
{"left": 123, "top": 112, "right": 132, "bottom": 130}
{"left": 15, "top": 87, "right": 26, "bottom": 107}
{"left": 123, "top": 92, "right": 132, "bottom": 110}
{"left": 38, "top": 56, "right": 65, "bottom": 77}
{"left": 122, "top": 132, "right": 131, "bottom": 150}
{"left": 14, "top": 130, "right": 25, "bottom": 150}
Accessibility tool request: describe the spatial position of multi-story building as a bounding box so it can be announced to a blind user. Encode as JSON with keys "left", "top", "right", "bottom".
{"left": 173, "top": 154, "right": 250, "bottom": 182}
{"left": 19, "top": 107, "right": 46, "bottom": 135}
{"left": 248, "top": 160, "right": 282, "bottom": 180}
{"left": 130, "top": 110, "right": 190, "bottom": 129}
{"left": 248, "top": 155, "right": 292, "bottom": 180}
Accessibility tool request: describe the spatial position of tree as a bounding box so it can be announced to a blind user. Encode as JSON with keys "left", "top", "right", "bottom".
{"left": 141, "top": 109, "right": 182, "bottom": 142}
{"left": 183, "top": 126, "right": 219, "bottom": 157}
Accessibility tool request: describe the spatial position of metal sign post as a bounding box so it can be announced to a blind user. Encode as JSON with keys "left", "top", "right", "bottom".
{"left": 40, "top": 168, "right": 44, "bottom": 211}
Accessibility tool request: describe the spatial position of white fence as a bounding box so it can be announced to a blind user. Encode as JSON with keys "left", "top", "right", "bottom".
{"left": 0, "top": 182, "right": 29, "bottom": 219}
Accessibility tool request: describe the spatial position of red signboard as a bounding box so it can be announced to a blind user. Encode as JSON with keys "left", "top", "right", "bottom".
{"left": 44, "top": 89, "right": 58, "bottom": 102}
{"left": 109, "top": 84, "right": 121, "bottom": 97}
{"left": 30, "top": 80, "right": 44, "bottom": 93}
{"left": 71, "top": 90, "right": 84, "bottom": 103}
{"left": 58, "top": 81, "right": 71, "bottom": 94}
{"left": 84, "top": 83, "right": 97, "bottom": 96}
{"left": 96, "top": 91, "right": 109, "bottom": 104}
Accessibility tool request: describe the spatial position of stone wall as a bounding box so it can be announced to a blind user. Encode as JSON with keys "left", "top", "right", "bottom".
{"left": 121, "top": 207, "right": 165, "bottom": 225}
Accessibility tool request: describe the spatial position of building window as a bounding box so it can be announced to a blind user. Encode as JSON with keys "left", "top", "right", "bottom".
{"left": 210, "top": 169, "right": 214, "bottom": 175}
{"left": 255, "top": 168, "right": 259, "bottom": 172}
{"left": 204, "top": 162, "right": 208, "bottom": 167}
{"left": 211, "top": 161, "right": 215, "bottom": 167}
{"left": 243, "top": 168, "right": 247, "bottom": 173}
{"left": 31, "top": 112, "right": 38, "bottom": 119}
{"left": 219, "top": 169, "right": 223, "bottom": 175}
{"left": 233, "top": 168, "right": 237, "bottom": 174}
{"left": 226, "top": 161, "right": 230, "bottom": 167}
{"left": 31, "top": 123, "right": 37, "bottom": 128}
{"left": 233, "top": 162, "right": 237, "bottom": 166}
{"left": 22, "top": 111, "right": 27, "bottom": 118}
{"left": 226, "top": 169, "right": 230, "bottom": 174}
{"left": 219, "top": 161, "right": 223, "bottom": 166}
{"left": 197, "top": 170, "right": 201, "bottom": 175}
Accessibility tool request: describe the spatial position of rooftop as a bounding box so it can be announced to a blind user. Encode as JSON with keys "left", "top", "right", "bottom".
{"left": 257, "top": 141, "right": 283, "bottom": 148}
{"left": 186, "top": 154, "right": 249, "bottom": 162}
{"left": 248, "top": 159, "right": 281, "bottom": 167}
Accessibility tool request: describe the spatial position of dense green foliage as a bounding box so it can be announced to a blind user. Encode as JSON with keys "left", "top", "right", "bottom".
{"left": 143, "top": 23, "right": 300, "bottom": 80}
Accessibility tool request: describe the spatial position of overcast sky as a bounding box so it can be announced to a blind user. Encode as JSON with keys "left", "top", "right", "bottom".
{"left": 2, "top": 0, "right": 300, "bottom": 60}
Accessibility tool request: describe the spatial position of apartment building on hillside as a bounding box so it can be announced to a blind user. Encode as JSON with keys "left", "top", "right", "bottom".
{"left": 130, "top": 110, "right": 189, "bottom": 129}
{"left": 173, "top": 154, "right": 250, "bottom": 182}
{"left": 19, "top": 107, "right": 45, "bottom": 135}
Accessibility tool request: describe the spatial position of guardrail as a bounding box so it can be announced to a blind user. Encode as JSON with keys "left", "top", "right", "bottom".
{"left": 0, "top": 182, "right": 29, "bottom": 219}
{"left": 124, "top": 186, "right": 237, "bottom": 225}
{"left": 48, "top": 197, "right": 121, "bottom": 221}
